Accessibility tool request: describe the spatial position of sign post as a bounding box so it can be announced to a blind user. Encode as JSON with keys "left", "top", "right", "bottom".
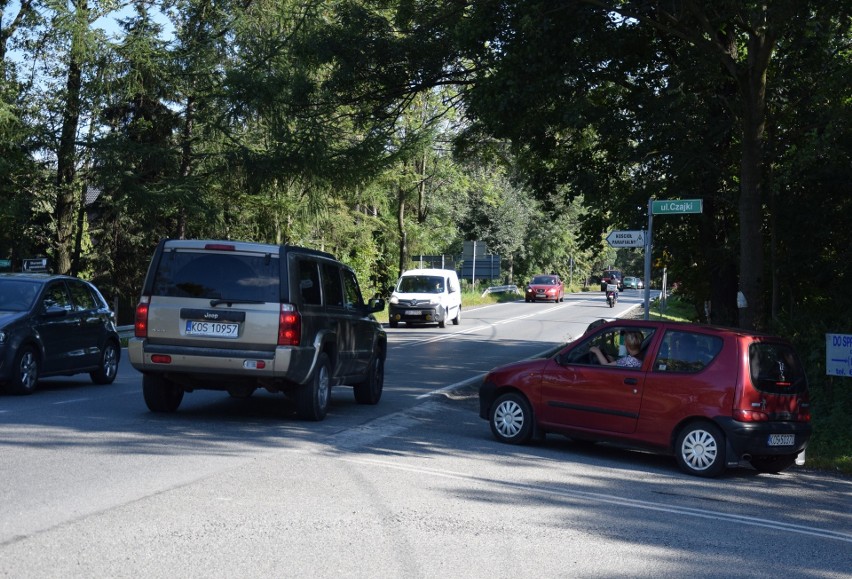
{"left": 643, "top": 199, "right": 703, "bottom": 319}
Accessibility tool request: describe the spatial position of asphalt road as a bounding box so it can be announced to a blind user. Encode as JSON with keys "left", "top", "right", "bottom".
{"left": 1, "top": 290, "right": 850, "bottom": 578}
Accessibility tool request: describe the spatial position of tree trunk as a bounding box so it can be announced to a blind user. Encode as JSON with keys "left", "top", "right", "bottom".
{"left": 54, "top": 4, "right": 86, "bottom": 275}
{"left": 397, "top": 187, "right": 407, "bottom": 276}
{"left": 736, "top": 32, "right": 773, "bottom": 330}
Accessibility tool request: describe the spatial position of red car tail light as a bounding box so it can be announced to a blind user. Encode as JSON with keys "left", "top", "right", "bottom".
{"left": 278, "top": 304, "right": 301, "bottom": 346}
{"left": 733, "top": 409, "right": 769, "bottom": 422}
{"left": 134, "top": 298, "right": 150, "bottom": 338}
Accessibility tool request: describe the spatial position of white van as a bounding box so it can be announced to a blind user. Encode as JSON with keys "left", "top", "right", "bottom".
{"left": 388, "top": 268, "right": 461, "bottom": 328}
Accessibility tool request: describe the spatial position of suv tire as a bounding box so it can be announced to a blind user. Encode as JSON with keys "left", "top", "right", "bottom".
{"left": 143, "top": 374, "right": 184, "bottom": 412}
{"left": 296, "top": 352, "right": 331, "bottom": 421}
{"left": 354, "top": 352, "right": 384, "bottom": 405}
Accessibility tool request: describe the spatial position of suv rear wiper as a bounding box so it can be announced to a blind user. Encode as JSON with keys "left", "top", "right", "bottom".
{"left": 209, "top": 299, "right": 265, "bottom": 307}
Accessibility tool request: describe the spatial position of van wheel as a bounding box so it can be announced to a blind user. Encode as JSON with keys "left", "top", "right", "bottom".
{"left": 452, "top": 307, "right": 461, "bottom": 325}
{"left": 389, "top": 320, "right": 398, "bottom": 328}
{"left": 143, "top": 374, "right": 184, "bottom": 412}
{"left": 750, "top": 454, "right": 798, "bottom": 474}
{"left": 90, "top": 341, "right": 119, "bottom": 385}
{"left": 438, "top": 308, "right": 447, "bottom": 328}
{"left": 8, "top": 345, "right": 39, "bottom": 395}
{"left": 675, "top": 422, "right": 726, "bottom": 477}
{"left": 296, "top": 353, "right": 331, "bottom": 421}
{"left": 489, "top": 393, "right": 533, "bottom": 445}
{"left": 354, "top": 352, "right": 384, "bottom": 405}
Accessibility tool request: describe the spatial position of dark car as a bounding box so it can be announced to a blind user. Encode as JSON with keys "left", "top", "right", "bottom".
{"left": 525, "top": 274, "right": 564, "bottom": 303}
{"left": 479, "top": 319, "right": 811, "bottom": 477}
{"left": 129, "top": 239, "right": 386, "bottom": 420}
{"left": 0, "top": 273, "right": 120, "bottom": 394}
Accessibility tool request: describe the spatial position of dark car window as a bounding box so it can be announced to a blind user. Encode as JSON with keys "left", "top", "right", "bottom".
{"left": 343, "top": 269, "right": 364, "bottom": 311}
{"left": 749, "top": 343, "right": 807, "bottom": 394}
{"left": 297, "top": 259, "right": 321, "bottom": 305}
{"left": 0, "top": 279, "right": 39, "bottom": 311}
{"left": 653, "top": 330, "right": 722, "bottom": 373}
{"left": 67, "top": 280, "right": 98, "bottom": 311}
{"left": 152, "top": 251, "right": 279, "bottom": 302}
{"left": 321, "top": 262, "right": 344, "bottom": 307}
{"left": 42, "top": 282, "right": 73, "bottom": 311}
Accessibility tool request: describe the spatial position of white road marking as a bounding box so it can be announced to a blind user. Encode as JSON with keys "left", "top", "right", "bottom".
{"left": 340, "top": 456, "right": 852, "bottom": 544}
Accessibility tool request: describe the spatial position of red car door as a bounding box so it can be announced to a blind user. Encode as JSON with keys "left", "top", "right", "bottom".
{"left": 538, "top": 361, "right": 645, "bottom": 434}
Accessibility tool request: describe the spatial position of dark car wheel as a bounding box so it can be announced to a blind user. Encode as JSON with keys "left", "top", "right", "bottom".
{"left": 489, "top": 392, "right": 534, "bottom": 445}
{"left": 90, "top": 341, "right": 119, "bottom": 385}
{"left": 296, "top": 353, "right": 331, "bottom": 421}
{"left": 142, "top": 374, "right": 184, "bottom": 412}
{"left": 750, "top": 454, "right": 798, "bottom": 474}
{"left": 354, "top": 352, "right": 384, "bottom": 405}
{"left": 675, "top": 422, "right": 726, "bottom": 477}
{"left": 7, "top": 345, "right": 39, "bottom": 395}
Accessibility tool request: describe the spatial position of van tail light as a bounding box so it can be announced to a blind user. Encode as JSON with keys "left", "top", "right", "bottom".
{"left": 278, "top": 304, "right": 301, "bottom": 346}
{"left": 134, "top": 297, "right": 150, "bottom": 338}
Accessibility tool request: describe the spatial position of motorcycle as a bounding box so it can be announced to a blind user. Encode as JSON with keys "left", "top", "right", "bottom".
{"left": 606, "top": 284, "right": 618, "bottom": 308}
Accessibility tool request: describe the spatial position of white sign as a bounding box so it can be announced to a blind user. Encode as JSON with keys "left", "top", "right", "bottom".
{"left": 606, "top": 230, "right": 645, "bottom": 248}
{"left": 826, "top": 334, "right": 852, "bottom": 377}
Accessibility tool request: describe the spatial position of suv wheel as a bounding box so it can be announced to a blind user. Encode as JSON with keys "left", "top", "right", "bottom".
{"left": 675, "top": 422, "right": 726, "bottom": 477}
{"left": 354, "top": 352, "right": 384, "bottom": 405}
{"left": 489, "top": 392, "right": 533, "bottom": 444}
{"left": 8, "top": 345, "right": 39, "bottom": 395}
{"left": 296, "top": 352, "right": 331, "bottom": 421}
{"left": 90, "top": 341, "right": 119, "bottom": 385}
{"left": 143, "top": 374, "right": 184, "bottom": 412}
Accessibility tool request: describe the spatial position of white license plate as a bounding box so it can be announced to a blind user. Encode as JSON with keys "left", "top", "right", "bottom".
{"left": 768, "top": 434, "right": 795, "bottom": 446}
{"left": 405, "top": 310, "right": 422, "bottom": 316}
{"left": 185, "top": 320, "right": 239, "bottom": 338}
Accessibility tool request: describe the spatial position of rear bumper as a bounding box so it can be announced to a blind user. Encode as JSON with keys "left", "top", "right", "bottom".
{"left": 715, "top": 417, "right": 811, "bottom": 460}
{"left": 128, "top": 338, "right": 312, "bottom": 386}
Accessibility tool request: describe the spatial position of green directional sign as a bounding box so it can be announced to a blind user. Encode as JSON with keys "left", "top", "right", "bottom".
{"left": 652, "top": 199, "right": 703, "bottom": 215}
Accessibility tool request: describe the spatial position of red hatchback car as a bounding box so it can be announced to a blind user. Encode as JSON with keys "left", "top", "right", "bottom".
{"left": 479, "top": 319, "right": 811, "bottom": 477}
{"left": 525, "top": 274, "right": 564, "bottom": 303}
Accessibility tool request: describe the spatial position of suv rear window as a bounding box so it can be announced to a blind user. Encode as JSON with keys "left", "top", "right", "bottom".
{"left": 749, "top": 343, "right": 807, "bottom": 394}
{"left": 153, "top": 251, "right": 280, "bottom": 302}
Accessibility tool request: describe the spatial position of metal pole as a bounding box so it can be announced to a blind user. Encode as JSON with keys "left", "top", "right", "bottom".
{"left": 643, "top": 198, "right": 654, "bottom": 320}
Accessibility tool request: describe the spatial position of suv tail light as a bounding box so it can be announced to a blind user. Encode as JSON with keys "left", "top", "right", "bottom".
{"left": 134, "top": 297, "right": 150, "bottom": 338}
{"left": 278, "top": 304, "right": 301, "bottom": 346}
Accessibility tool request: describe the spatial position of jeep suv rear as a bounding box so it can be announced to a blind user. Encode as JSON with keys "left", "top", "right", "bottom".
{"left": 129, "top": 239, "right": 386, "bottom": 420}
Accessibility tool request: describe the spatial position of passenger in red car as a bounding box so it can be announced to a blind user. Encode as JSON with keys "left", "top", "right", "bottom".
{"left": 591, "top": 331, "right": 643, "bottom": 367}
